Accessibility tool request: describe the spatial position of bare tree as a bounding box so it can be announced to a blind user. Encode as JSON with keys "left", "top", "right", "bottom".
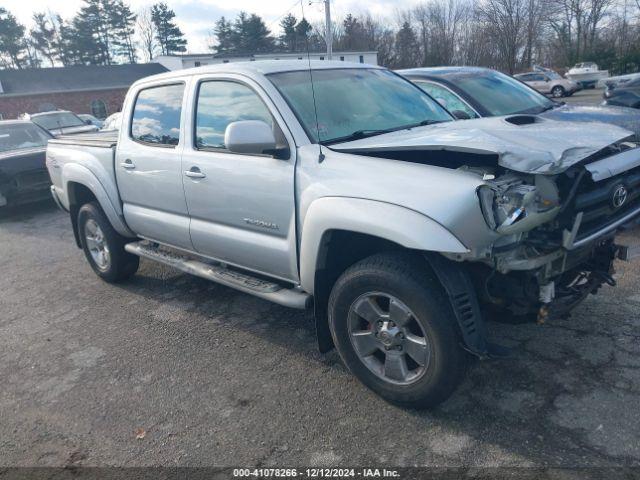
{"left": 137, "top": 7, "right": 156, "bottom": 61}
{"left": 476, "top": 0, "right": 528, "bottom": 73}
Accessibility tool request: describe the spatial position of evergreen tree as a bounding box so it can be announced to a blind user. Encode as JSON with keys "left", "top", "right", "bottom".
{"left": 294, "top": 18, "right": 312, "bottom": 51}
{"left": 151, "top": 3, "right": 187, "bottom": 55}
{"left": 30, "top": 13, "right": 57, "bottom": 67}
{"left": 213, "top": 17, "right": 234, "bottom": 53}
{"left": 111, "top": 0, "right": 137, "bottom": 63}
{"left": 232, "top": 12, "right": 274, "bottom": 54}
{"left": 279, "top": 14, "right": 297, "bottom": 52}
{"left": 0, "top": 8, "right": 27, "bottom": 69}
{"left": 394, "top": 21, "right": 419, "bottom": 68}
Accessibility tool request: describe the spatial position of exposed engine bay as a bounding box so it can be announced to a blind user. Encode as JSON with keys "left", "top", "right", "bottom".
{"left": 456, "top": 141, "right": 640, "bottom": 322}
{"left": 341, "top": 138, "right": 640, "bottom": 323}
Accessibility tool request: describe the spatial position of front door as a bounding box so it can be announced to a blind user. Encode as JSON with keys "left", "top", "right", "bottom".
{"left": 181, "top": 76, "right": 298, "bottom": 281}
{"left": 115, "top": 82, "right": 193, "bottom": 250}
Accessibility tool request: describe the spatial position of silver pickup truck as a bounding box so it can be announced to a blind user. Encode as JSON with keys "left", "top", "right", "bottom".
{"left": 47, "top": 61, "right": 640, "bottom": 408}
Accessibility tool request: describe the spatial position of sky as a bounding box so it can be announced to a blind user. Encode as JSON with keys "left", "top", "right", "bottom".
{"left": 5, "top": 0, "right": 415, "bottom": 53}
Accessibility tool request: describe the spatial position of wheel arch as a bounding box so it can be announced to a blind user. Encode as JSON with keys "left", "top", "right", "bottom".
{"left": 299, "top": 197, "right": 471, "bottom": 353}
{"left": 63, "top": 163, "right": 134, "bottom": 247}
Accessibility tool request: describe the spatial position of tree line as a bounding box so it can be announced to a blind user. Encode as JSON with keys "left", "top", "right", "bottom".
{"left": 0, "top": 1, "right": 186, "bottom": 68}
{"left": 1, "top": 0, "right": 640, "bottom": 75}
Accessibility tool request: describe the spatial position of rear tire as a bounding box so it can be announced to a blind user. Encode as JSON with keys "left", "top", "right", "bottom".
{"left": 78, "top": 202, "right": 139, "bottom": 283}
{"left": 328, "top": 252, "right": 467, "bottom": 409}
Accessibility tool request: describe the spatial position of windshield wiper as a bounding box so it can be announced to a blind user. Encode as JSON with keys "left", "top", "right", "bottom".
{"left": 323, "top": 119, "right": 446, "bottom": 145}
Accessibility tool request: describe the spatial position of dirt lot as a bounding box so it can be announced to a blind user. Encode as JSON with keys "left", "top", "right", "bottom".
{"left": 1, "top": 200, "right": 639, "bottom": 468}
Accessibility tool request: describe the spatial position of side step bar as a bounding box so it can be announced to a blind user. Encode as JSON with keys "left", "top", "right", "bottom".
{"left": 125, "top": 242, "right": 311, "bottom": 310}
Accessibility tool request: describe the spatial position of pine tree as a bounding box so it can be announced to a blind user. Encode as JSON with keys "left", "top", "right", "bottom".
{"left": 0, "top": 8, "right": 28, "bottom": 69}
{"left": 213, "top": 17, "right": 233, "bottom": 53}
{"left": 279, "top": 14, "right": 297, "bottom": 52}
{"left": 151, "top": 3, "right": 187, "bottom": 55}
{"left": 294, "top": 18, "right": 312, "bottom": 51}
{"left": 394, "top": 21, "right": 419, "bottom": 69}
{"left": 111, "top": 0, "right": 137, "bottom": 63}
{"left": 232, "top": 12, "right": 274, "bottom": 54}
{"left": 30, "top": 13, "right": 57, "bottom": 67}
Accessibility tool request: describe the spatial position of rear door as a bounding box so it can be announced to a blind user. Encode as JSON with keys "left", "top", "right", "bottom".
{"left": 115, "top": 81, "right": 193, "bottom": 249}
{"left": 181, "top": 74, "right": 298, "bottom": 281}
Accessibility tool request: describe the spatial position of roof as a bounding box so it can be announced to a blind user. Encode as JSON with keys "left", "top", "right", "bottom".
{"left": 136, "top": 59, "right": 382, "bottom": 85}
{"left": 398, "top": 66, "right": 493, "bottom": 78}
{"left": 0, "top": 63, "right": 168, "bottom": 97}
{"left": 157, "top": 51, "right": 378, "bottom": 59}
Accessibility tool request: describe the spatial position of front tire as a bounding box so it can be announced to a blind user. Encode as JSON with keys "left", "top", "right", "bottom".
{"left": 551, "top": 85, "right": 565, "bottom": 98}
{"left": 328, "top": 252, "right": 466, "bottom": 409}
{"left": 78, "top": 202, "right": 139, "bottom": 283}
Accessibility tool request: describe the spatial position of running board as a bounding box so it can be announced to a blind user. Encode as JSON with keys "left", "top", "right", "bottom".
{"left": 125, "top": 242, "right": 311, "bottom": 310}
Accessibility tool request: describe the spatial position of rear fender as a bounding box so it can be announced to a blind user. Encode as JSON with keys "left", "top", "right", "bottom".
{"left": 62, "top": 163, "right": 134, "bottom": 238}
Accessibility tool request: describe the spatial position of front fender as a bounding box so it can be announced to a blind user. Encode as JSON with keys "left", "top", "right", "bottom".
{"left": 299, "top": 197, "right": 469, "bottom": 293}
{"left": 62, "top": 163, "right": 134, "bottom": 237}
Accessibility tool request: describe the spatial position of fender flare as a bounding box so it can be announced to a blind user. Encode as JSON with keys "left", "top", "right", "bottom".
{"left": 62, "top": 163, "right": 134, "bottom": 238}
{"left": 299, "top": 196, "right": 469, "bottom": 293}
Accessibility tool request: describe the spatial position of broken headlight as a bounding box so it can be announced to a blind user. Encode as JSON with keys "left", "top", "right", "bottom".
{"left": 478, "top": 175, "right": 560, "bottom": 235}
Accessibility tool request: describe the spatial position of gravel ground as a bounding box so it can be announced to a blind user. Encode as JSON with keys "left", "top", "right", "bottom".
{"left": 1, "top": 200, "right": 639, "bottom": 468}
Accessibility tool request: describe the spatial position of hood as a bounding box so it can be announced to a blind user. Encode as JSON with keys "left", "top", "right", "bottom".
{"left": 541, "top": 104, "right": 640, "bottom": 140}
{"left": 331, "top": 116, "right": 633, "bottom": 174}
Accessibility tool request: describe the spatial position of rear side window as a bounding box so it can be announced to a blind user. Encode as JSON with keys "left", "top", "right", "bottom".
{"left": 131, "top": 83, "right": 184, "bottom": 146}
{"left": 195, "top": 81, "right": 273, "bottom": 150}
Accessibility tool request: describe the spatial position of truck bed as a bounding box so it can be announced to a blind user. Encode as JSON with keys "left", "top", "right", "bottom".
{"left": 49, "top": 130, "right": 119, "bottom": 148}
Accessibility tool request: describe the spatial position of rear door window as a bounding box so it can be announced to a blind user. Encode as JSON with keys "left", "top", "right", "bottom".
{"left": 131, "top": 83, "right": 185, "bottom": 146}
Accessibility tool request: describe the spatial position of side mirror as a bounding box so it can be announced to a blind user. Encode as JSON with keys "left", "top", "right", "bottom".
{"left": 225, "top": 120, "right": 277, "bottom": 156}
{"left": 451, "top": 110, "right": 471, "bottom": 120}
{"left": 85, "top": 119, "right": 93, "bottom": 125}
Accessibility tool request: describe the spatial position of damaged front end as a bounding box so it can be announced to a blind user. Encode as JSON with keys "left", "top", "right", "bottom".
{"left": 458, "top": 140, "right": 640, "bottom": 322}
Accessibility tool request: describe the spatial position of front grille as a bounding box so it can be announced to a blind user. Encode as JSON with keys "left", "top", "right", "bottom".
{"left": 573, "top": 166, "right": 640, "bottom": 238}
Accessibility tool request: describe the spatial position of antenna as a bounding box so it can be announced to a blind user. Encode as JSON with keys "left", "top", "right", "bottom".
{"left": 300, "top": 0, "right": 325, "bottom": 163}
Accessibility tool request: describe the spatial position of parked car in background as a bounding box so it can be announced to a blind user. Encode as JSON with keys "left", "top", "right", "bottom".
{"left": 101, "top": 112, "right": 122, "bottom": 131}
{"left": 604, "top": 77, "right": 640, "bottom": 109}
{"left": 47, "top": 61, "right": 640, "bottom": 408}
{"left": 0, "top": 120, "right": 53, "bottom": 207}
{"left": 78, "top": 114, "right": 104, "bottom": 129}
{"left": 27, "top": 110, "right": 99, "bottom": 136}
{"left": 514, "top": 70, "right": 579, "bottom": 98}
{"left": 400, "top": 67, "right": 640, "bottom": 139}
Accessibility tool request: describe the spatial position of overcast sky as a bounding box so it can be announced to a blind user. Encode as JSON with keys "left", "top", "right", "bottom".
{"left": 5, "top": 0, "right": 415, "bottom": 53}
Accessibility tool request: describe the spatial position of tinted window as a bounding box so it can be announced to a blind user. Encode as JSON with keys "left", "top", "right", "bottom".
{"left": 195, "top": 81, "right": 273, "bottom": 150}
{"left": 131, "top": 83, "right": 184, "bottom": 146}
{"left": 453, "top": 70, "right": 554, "bottom": 116}
{"left": 0, "top": 123, "right": 51, "bottom": 153}
{"left": 269, "top": 69, "right": 452, "bottom": 144}
{"left": 415, "top": 81, "right": 478, "bottom": 119}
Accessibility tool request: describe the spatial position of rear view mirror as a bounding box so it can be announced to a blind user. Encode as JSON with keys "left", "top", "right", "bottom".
{"left": 225, "top": 120, "right": 277, "bottom": 156}
{"left": 451, "top": 110, "right": 471, "bottom": 120}
{"left": 85, "top": 119, "right": 92, "bottom": 125}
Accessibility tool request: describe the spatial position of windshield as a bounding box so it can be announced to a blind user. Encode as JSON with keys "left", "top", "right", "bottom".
{"left": 32, "top": 112, "right": 85, "bottom": 130}
{"left": 453, "top": 70, "right": 555, "bottom": 116}
{"left": 268, "top": 68, "right": 452, "bottom": 144}
{"left": 0, "top": 123, "right": 51, "bottom": 153}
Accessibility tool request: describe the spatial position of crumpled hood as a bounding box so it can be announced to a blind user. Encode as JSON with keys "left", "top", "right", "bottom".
{"left": 331, "top": 116, "right": 633, "bottom": 174}
{"left": 541, "top": 104, "right": 640, "bottom": 140}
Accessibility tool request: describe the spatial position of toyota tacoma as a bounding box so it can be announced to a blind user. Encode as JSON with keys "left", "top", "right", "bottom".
{"left": 47, "top": 61, "right": 640, "bottom": 408}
